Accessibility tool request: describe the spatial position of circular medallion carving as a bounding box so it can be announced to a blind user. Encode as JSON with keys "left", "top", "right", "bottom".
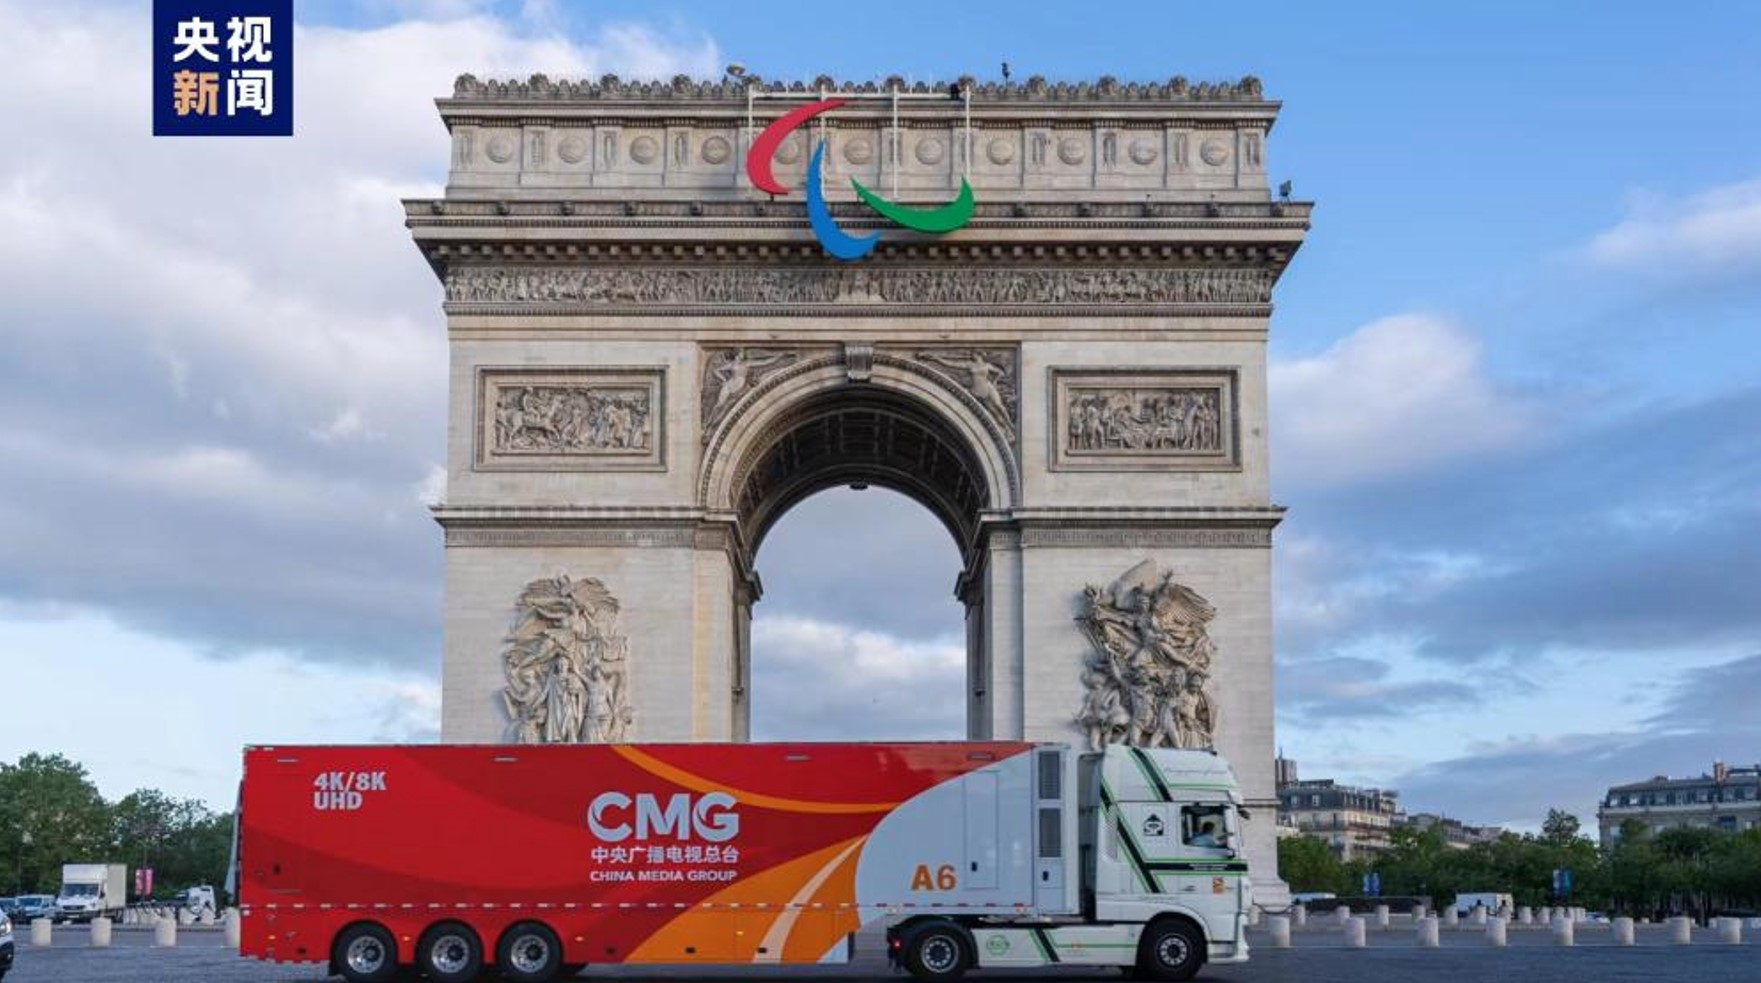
{"left": 775, "top": 134, "right": 803, "bottom": 164}
{"left": 630, "top": 135, "right": 659, "bottom": 164}
{"left": 1128, "top": 138, "right": 1157, "bottom": 166}
{"left": 701, "top": 135, "right": 731, "bottom": 165}
{"left": 556, "top": 134, "right": 587, "bottom": 164}
{"left": 485, "top": 135, "right": 515, "bottom": 163}
{"left": 1057, "top": 136, "right": 1086, "bottom": 165}
{"left": 844, "top": 137, "right": 874, "bottom": 165}
{"left": 915, "top": 137, "right": 946, "bottom": 166}
{"left": 986, "top": 137, "right": 1015, "bottom": 165}
{"left": 1200, "top": 138, "right": 1229, "bottom": 166}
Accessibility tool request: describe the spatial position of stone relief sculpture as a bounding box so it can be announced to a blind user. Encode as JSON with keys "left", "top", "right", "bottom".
{"left": 501, "top": 575, "right": 634, "bottom": 744}
{"left": 445, "top": 266, "right": 1275, "bottom": 308}
{"left": 453, "top": 73, "right": 1266, "bottom": 103}
{"left": 913, "top": 349, "right": 1017, "bottom": 440}
{"left": 493, "top": 384, "right": 652, "bottom": 453}
{"left": 701, "top": 348, "right": 799, "bottom": 434}
{"left": 1067, "top": 387, "right": 1221, "bottom": 453}
{"left": 1075, "top": 560, "right": 1218, "bottom": 752}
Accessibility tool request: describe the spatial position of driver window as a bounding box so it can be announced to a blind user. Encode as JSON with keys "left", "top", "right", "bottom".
{"left": 1182, "top": 804, "right": 1230, "bottom": 850}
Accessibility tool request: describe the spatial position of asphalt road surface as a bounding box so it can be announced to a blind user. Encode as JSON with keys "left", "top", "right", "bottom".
{"left": 6, "top": 924, "right": 1755, "bottom": 982}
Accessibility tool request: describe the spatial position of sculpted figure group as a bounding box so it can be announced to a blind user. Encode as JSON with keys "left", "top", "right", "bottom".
{"left": 501, "top": 575, "right": 634, "bottom": 744}
{"left": 1075, "top": 560, "right": 1219, "bottom": 752}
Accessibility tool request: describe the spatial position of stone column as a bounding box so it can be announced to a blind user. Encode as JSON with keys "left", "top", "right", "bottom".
{"left": 1269, "top": 916, "right": 1290, "bottom": 948}
{"left": 1417, "top": 916, "right": 1439, "bottom": 948}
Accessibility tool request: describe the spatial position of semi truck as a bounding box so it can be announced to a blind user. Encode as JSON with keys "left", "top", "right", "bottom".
{"left": 236, "top": 742, "right": 1252, "bottom": 982}
{"left": 54, "top": 863, "right": 127, "bottom": 923}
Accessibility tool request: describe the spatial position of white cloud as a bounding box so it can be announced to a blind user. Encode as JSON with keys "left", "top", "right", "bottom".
{"left": 749, "top": 615, "right": 965, "bottom": 741}
{"left": 1269, "top": 314, "right": 1537, "bottom": 487}
{"left": 1587, "top": 177, "right": 1761, "bottom": 275}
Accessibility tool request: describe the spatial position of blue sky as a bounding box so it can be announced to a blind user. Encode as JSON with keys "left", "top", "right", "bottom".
{"left": 0, "top": 0, "right": 1756, "bottom": 835}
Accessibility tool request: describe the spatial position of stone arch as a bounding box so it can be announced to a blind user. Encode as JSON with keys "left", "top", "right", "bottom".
{"left": 699, "top": 352, "right": 1021, "bottom": 562}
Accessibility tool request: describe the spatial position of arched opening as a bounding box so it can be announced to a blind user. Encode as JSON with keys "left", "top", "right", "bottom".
{"left": 705, "top": 369, "right": 1015, "bottom": 741}
{"left": 749, "top": 487, "right": 966, "bottom": 741}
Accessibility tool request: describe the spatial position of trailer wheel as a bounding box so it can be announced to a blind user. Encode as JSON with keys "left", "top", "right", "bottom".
{"left": 1135, "top": 918, "right": 1203, "bottom": 982}
{"left": 418, "top": 921, "right": 485, "bottom": 983}
{"left": 497, "top": 921, "right": 562, "bottom": 982}
{"left": 333, "top": 923, "right": 399, "bottom": 983}
{"left": 902, "top": 921, "right": 970, "bottom": 981}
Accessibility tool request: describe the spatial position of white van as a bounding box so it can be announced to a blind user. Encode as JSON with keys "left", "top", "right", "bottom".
{"left": 1453, "top": 892, "right": 1513, "bottom": 914}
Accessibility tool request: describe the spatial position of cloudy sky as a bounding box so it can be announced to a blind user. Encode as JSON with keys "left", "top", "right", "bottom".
{"left": 2, "top": 0, "right": 1757, "bottom": 836}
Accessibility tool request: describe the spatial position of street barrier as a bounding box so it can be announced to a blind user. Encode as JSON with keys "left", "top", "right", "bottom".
{"left": 1485, "top": 916, "right": 1508, "bottom": 947}
{"left": 154, "top": 915, "right": 177, "bottom": 948}
{"left": 29, "top": 918, "right": 51, "bottom": 947}
{"left": 1417, "top": 915, "right": 1440, "bottom": 948}
{"left": 1669, "top": 916, "right": 1693, "bottom": 944}
{"left": 1345, "top": 916, "right": 1367, "bottom": 948}
{"left": 1269, "top": 916, "right": 1290, "bottom": 948}
{"left": 90, "top": 917, "right": 112, "bottom": 948}
{"left": 1717, "top": 917, "right": 1743, "bottom": 944}
{"left": 1292, "top": 904, "right": 1307, "bottom": 928}
{"left": 1374, "top": 904, "right": 1390, "bottom": 931}
{"left": 1552, "top": 916, "right": 1574, "bottom": 946}
{"left": 225, "top": 908, "right": 241, "bottom": 949}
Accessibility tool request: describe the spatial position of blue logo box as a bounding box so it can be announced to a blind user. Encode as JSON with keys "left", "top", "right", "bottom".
{"left": 153, "top": 0, "right": 293, "bottom": 136}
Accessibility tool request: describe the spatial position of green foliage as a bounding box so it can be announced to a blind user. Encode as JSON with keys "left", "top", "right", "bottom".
{"left": 1314, "top": 807, "right": 1761, "bottom": 917}
{"left": 0, "top": 751, "right": 234, "bottom": 899}
{"left": 1277, "top": 834, "right": 1348, "bottom": 894}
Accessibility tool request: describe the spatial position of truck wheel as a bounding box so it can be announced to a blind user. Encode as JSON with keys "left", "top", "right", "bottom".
{"left": 1135, "top": 920, "right": 1203, "bottom": 982}
{"left": 903, "top": 922, "right": 969, "bottom": 981}
{"left": 497, "top": 921, "right": 562, "bottom": 982}
{"left": 419, "top": 921, "right": 484, "bottom": 983}
{"left": 333, "top": 923, "right": 399, "bottom": 983}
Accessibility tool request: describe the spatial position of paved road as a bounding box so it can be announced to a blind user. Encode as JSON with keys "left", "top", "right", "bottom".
{"left": 6, "top": 924, "right": 1755, "bottom": 982}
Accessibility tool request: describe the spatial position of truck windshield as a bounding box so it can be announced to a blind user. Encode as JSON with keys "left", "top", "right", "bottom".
{"left": 61, "top": 884, "right": 99, "bottom": 897}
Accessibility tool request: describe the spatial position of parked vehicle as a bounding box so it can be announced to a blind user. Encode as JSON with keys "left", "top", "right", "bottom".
{"left": 11, "top": 896, "right": 56, "bottom": 924}
{"left": 55, "top": 864, "right": 128, "bottom": 923}
{"left": 174, "top": 885, "right": 217, "bottom": 917}
{"left": 2, "top": 907, "right": 15, "bottom": 981}
{"left": 0, "top": 901, "right": 12, "bottom": 921}
{"left": 1452, "top": 891, "right": 1513, "bottom": 914}
{"left": 238, "top": 742, "right": 1255, "bottom": 982}
{"left": 1291, "top": 891, "right": 1336, "bottom": 904}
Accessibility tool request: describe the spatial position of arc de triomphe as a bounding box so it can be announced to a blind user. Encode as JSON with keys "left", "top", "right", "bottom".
{"left": 406, "top": 73, "right": 1309, "bottom": 900}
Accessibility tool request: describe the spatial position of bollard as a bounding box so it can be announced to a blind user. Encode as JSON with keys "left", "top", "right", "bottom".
{"left": 1553, "top": 917, "right": 1575, "bottom": 946}
{"left": 225, "top": 909, "right": 242, "bottom": 949}
{"left": 1345, "top": 916, "right": 1367, "bottom": 948}
{"left": 177, "top": 907, "right": 194, "bottom": 926}
{"left": 1613, "top": 916, "right": 1635, "bottom": 945}
{"left": 1443, "top": 906, "right": 1459, "bottom": 928}
{"left": 199, "top": 908, "right": 216, "bottom": 926}
{"left": 1485, "top": 917, "right": 1508, "bottom": 947}
{"left": 1336, "top": 905, "right": 1351, "bottom": 926}
{"left": 1669, "top": 916, "right": 1693, "bottom": 945}
{"left": 1374, "top": 905, "right": 1390, "bottom": 931}
{"left": 1269, "top": 916, "right": 1291, "bottom": 948}
{"left": 1470, "top": 905, "right": 1488, "bottom": 926}
{"left": 155, "top": 915, "right": 178, "bottom": 948}
{"left": 1413, "top": 903, "right": 1427, "bottom": 922}
{"left": 1516, "top": 905, "right": 1530, "bottom": 925}
{"left": 29, "top": 917, "right": 52, "bottom": 947}
{"left": 1718, "top": 917, "right": 1742, "bottom": 944}
{"left": 90, "top": 917, "right": 113, "bottom": 948}
{"left": 1293, "top": 905, "right": 1308, "bottom": 928}
{"left": 1417, "top": 916, "right": 1440, "bottom": 948}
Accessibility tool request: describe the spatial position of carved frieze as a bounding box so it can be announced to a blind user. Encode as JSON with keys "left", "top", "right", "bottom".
{"left": 501, "top": 575, "right": 634, "bottom": 744}
{"left": 910, "top": 348, "right": 1018, "bottom": 441}
{"left": 700, "top": 348, "right": 801, "bottom": 437}
{"left": 444, "top": 265, "right": 1275, "bottom": 312}
{"left": 476, "top": 368, "right": 664, "bottom": 471}
{"left": 1075, "top": 559, "right": 1218, "bottom": 752}
{"left": 1050, "top": 369, "right": 1238, "bottom": 472}
{"left": 450, "top": 73, "right": 1266, "bottom": 103}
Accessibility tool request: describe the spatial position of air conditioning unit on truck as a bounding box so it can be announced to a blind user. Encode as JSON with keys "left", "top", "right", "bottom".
{"left": 235, "top": 742, "right": 1252, "bottom": 983}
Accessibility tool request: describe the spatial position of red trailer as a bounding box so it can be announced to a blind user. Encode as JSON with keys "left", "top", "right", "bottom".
{"left": 237, "top": 742, "right": 1251, "bottom": 982}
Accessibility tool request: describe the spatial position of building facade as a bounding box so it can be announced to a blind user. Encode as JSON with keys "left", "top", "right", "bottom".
{"left": 1276, "top": 778, "right": 1401, "bottom": 860}
{"left": 1598, "top": 761, "right": 1761, "bottom": 841}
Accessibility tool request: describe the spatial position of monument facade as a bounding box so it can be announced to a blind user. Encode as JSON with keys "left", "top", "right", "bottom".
{"left": 407, "top": 73, "right": 1310, "bottom": 903}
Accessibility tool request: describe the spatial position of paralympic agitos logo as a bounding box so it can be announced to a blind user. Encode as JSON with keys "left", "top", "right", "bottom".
{"left": 746, "top": 99, "right": 975, "bottom": 261}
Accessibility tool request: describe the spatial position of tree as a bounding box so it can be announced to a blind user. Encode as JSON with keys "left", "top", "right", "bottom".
{"left": 1541, "top": 809, "right": 1581, "bottom": 846}
{"left": 1278, "top": 835, "right": 1346, "bottom": 894}
{"left": 0, "top": 753, "right": 111, "bottom": 893}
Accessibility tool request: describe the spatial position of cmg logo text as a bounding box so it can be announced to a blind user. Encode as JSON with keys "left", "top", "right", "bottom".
{"left": 587, "top": 791, "right": 739, "bottom": 842}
